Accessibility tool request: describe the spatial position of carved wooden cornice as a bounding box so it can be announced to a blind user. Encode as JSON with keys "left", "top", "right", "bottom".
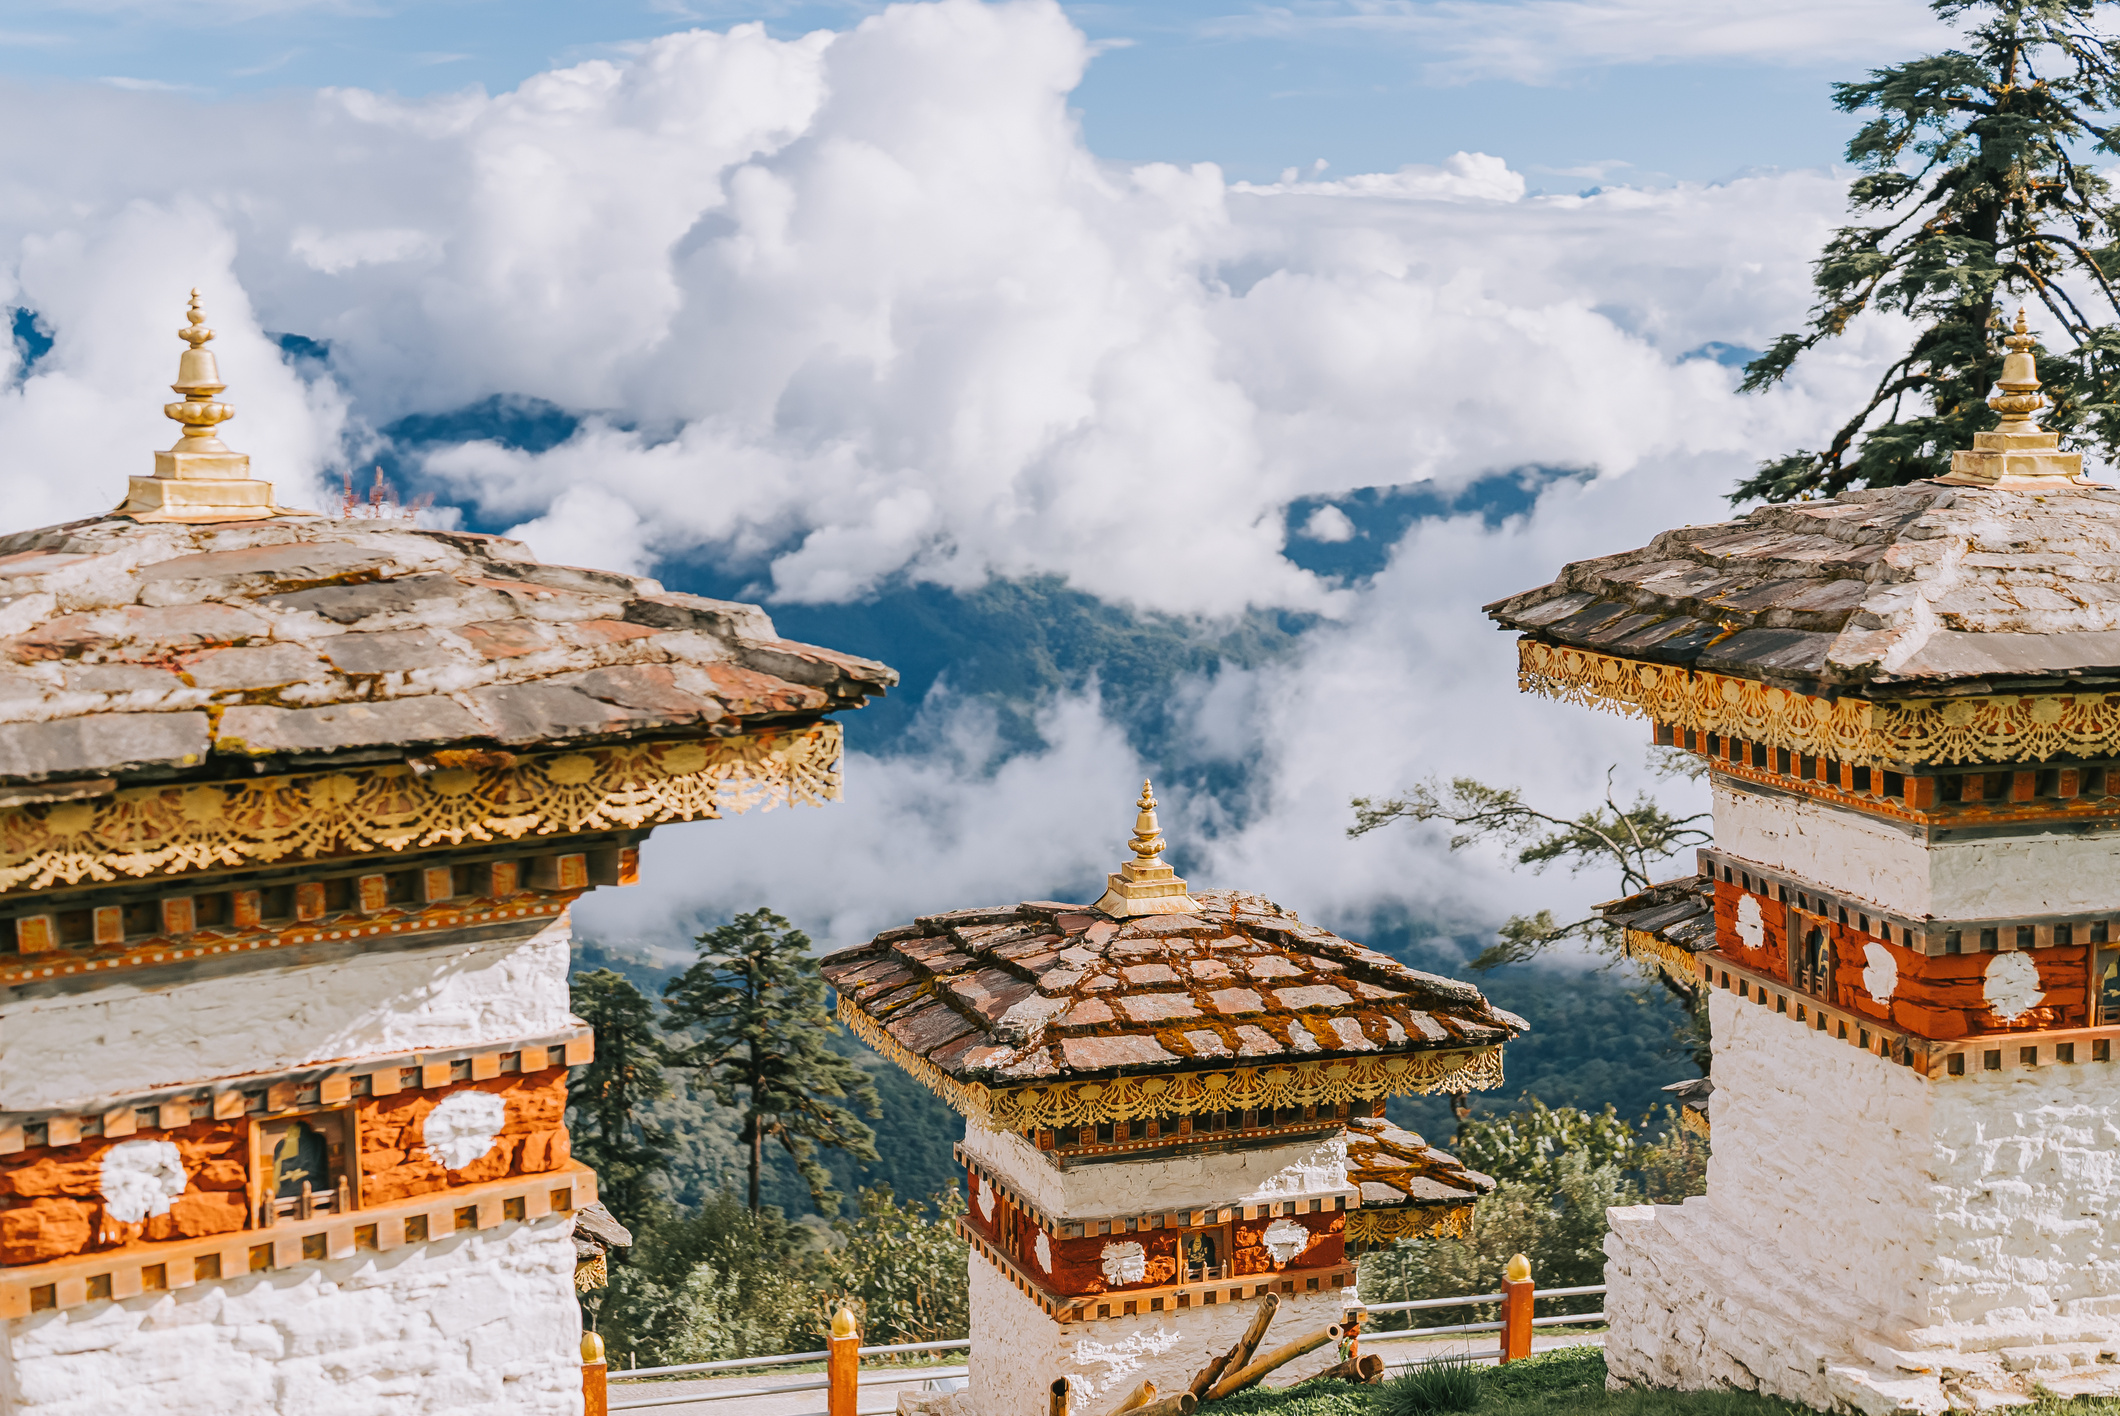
{"left": 0, "top": 724, "right": 839, "bottom": 896}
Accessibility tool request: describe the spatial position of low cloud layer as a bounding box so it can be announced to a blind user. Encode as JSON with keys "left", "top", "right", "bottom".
{"left": 0, "top": 0, "right": 1905, "bottom": 955}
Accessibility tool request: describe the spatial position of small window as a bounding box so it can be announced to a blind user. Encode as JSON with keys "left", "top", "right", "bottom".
{"left": 2057, "top": 923, "right": 2074, "bottom": 947}
{"left": 1981, "top": 928, "right": 1999, "bottom": 952}
{"left": 2017, "top": 925, "right": 2035, "bottom": 950}
{"left": 1945, "top": 931, "right": 1962, "bottom": 955}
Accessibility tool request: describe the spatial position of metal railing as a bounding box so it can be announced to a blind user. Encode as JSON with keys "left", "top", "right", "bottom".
{"left": 588, "top": 1278, "right": 1613, "bottom": 1409}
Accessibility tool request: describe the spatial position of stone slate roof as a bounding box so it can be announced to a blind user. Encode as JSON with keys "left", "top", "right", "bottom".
{"left": 819, "top": 890, "right": 1526, "bottom": 1086}
{"left": 1344, "top": 1117, "right": 1494, "bottom": 1210}
{"left": 1598, "top": 877, "right": 1715, "bottom": 956}
{"left": 0, "top": 514, "right": 894, "bottom": 786}
{"left": 1486, "top": 482, "right": 2120, "bottom": 696}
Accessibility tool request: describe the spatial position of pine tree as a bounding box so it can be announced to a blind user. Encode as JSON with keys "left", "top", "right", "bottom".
{"left": 1738, "top": 0, "right": 2120, "bottom": 501}
{"left": 567, "top": 968, "right": 677, "bottom": 1231}
{"left": 663, "top": 908, "right": 881, "bottom": 1215}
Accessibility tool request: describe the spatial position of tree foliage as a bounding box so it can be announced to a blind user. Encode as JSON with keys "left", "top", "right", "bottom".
{"left": 567, "top": 968, "right": 676, "bottom": 1233}
{"left": 664, "top": 907, "right": 882, "bottom": 1215}
{"left": 1358, "top": 1103, "right": 1707, "bottom": 1326}
{"left": 1349, "top": 767, "right": 1710, "bottom": 974}
{"left": 814, "top": 1185, "right": 973, "bottom": 1346}
{"left": 1739, "top": 0, "right": 2120, "bottom": 501}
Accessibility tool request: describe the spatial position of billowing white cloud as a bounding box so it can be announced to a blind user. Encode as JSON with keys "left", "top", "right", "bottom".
{"left": 0, "top": 0, "right": 1923, "bottom": 956}
{"left": 0, "top": 0, "right": 1870, "bottom": 619}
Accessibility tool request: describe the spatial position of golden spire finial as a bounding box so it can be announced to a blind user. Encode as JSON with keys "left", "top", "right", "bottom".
{"left": 164, "top": 288, "right": 236, "bottom": 455}
{"left": 1128, "top": 780, "right": 1166, "bottom": 861}
{"left": 118, "top": 288, "right": 286, "bottom": 523}
{"left": 1093, "top": 777, "right": 1199, "bottom": 919}
{"left": 1989, "top": 306, "right": 2046, "bottom": 433}
{"left": 1939, "top": 304, "right": 2092, "bottom": 489}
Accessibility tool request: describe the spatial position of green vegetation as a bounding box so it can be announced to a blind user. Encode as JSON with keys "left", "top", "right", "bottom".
{"left": 664, "top": 907, "right": 880, "bottom": 1214}
{"left": 1217, "top": 1351, "right": 1812, "bottom": 1416}
{"left": 593, "top": 1183, "right": 968, "bottom": 1366}
{"left": 1739, "top": 0, "right": 2120, "bottom": 501}
{"left": 566, "top": 968, "right": 677, "bottom": 1230}
{"left": 1360, "top": 1103, "right": 1706, "bottom": 1323}
{"left": 1377, "top": 1355, "right": 1483, "bottom": 1415}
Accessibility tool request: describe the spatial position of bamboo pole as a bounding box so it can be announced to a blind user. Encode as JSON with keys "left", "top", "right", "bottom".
{"left": 1206, "top": 1324, "right": 1342, "bottom": 1400}
{"left": 1186, "top": 1348, "right": 1232, "bottom": 1402}
{"left": 1129, "top": 1392, "right": 1198, "bottom": 1416}
{"left": 1105, "top": 1380, "right": 1158, "bottom": 1416}
{"left": 1297, "top": 1354, "right": 1384, "bottom": 1386}
{"left": 1052, "top": 1376, "right": 1075, "bottom": 1416}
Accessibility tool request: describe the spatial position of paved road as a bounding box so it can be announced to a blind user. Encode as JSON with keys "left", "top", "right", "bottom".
{"left": 604, "top": 1333, "right": 1607, "bottom": 1416}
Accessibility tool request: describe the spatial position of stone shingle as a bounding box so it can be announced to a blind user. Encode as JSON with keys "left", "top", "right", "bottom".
{"left": 821, "top": 889, "right": 1525, "bottom": 1086}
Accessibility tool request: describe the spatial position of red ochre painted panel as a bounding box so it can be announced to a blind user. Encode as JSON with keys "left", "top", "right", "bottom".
{"left": 0, "top": 1069, "right": 575, "bottom": 1268}
{"left": 1713, "top": 881, "right": 1789, "bottom": 983}
{"left": 1027, "top": 1209, "right": 1344, "bottom": 1298}
{"left": 1715, "top": 882, "right": 2093, "bottom": 1041}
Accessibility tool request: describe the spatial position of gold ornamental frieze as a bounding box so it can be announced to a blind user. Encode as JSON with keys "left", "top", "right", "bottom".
{"left": 840, "top": 1000, "right": 1504, "bottom": 1129}
{"left": 1519, "top": 639, "right": 2120, "bottom": 767}
{"left": 0, "top": 723, "right": 841, "bottom": 894}
{"left": 1345, "top": 1203, "right": 1473, "bottom": 1249}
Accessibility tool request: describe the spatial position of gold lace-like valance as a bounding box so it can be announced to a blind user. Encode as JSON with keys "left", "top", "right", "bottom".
{"left": 0, "top": 723, "right": 840, "bottom": 895}
{"left": 1519, "top": 639, "right": 2120, "bottom": 767}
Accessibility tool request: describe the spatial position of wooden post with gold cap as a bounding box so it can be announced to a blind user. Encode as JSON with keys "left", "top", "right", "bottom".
{"left": 1499, "top": 1253, "right": 1534, "bottom": 1363}
{"left": 581, "top": 1330, "right": 609, "bottom": 1416}
{"left": 828, "top": 1303, "right": 861, "bottom": 1416}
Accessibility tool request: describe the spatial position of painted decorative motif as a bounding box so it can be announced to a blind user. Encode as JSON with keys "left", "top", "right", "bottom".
{"left": 1862, "top": 943, "right": 1898, "bottom": 1003}
{"left": 1736, "top": 896, "right": 1764, "bottom": 952}
{"left": 1985, "top": 952, "right": 2044, "bottom": 1021}
{"left": 1259, "top": 1218, "right": 1311, "bottom": 1267}
{"left": 1100, "top": 1241, "right": 1147, "bottom": 1285}
{"left": 975, "top": 1175, "right": 996, "bottom": 1222}
{"left": 421, "top": 1091, "right": 507, "bottom": 1170}
{"left": 839, "top": 1000, "right": 1504, "bottom": 1127}
{"left": 1519, "top": 639, "right": 2120, "bottom": 766}
{"left": 1035, "top": 1230, "right": 1053, "bottom": 1273}
{"left": 0, "top": 726, "right": 840, "bottom": 894}
{"left": 98, "top": 1140, "right": 187, "bottom": 1223}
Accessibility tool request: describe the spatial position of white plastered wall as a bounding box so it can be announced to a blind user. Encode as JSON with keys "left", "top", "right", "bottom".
{"left": 0, "top": 1217, "right": 580, "bottom": 1416}
{"left": 1608, "top": 989, "right": 2120, "bottom": 1413}
{"left": 967, "top": 1258, "right": 1347, "bottom": 1416}
{"left": 0, "top": 914, "right": 576, "bottom": 1112}
{"left": 960, "top": 1119, "right": 1351, "bottom": 1217}
{"left": 1712, "top": 781, "right": 2120, "bottom": 919}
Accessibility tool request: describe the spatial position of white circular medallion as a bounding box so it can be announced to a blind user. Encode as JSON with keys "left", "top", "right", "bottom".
{"left": 100, "top": 1139, "right": 187, "bottom": 1223}
{"left": 422, "top": 1090, "right": 508, "bottom": 1170}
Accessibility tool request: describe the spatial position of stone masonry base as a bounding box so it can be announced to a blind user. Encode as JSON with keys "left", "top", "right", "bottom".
{"left": 0, "top": 1213, "right": 580, "bottom": 1415}
{"left": 967, "top": 1258, "right": 1348, "bottom": 1416}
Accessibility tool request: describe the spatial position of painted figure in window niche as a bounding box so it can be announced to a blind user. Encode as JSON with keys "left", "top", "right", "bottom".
{"left": 1184, "top": 1231, "right": 1218, "bottom": 1277}
{"left": 271, "top": 1122, "right": 329, "bottom": 1200}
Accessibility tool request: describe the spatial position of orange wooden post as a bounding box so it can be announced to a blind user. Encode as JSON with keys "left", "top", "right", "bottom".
{"left": 828, "top": 1304, "right": 862, "bottom": 1416}
{"left": 581, "top": 1331, "right": 608, "bottom": 1416}
{"left": 1499, "top": 1253, "right": 1533, "bottom": 1364}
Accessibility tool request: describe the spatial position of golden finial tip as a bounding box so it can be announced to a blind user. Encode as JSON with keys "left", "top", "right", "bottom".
{"left": 831, "top": 1304, "right": 859, "bottom": 1340}
{"left": 1506, "top": 1253, "right": 1531, "bottom": 1283}
{"left": 1094, "top": 774, "right": 1198, "bottom": 918}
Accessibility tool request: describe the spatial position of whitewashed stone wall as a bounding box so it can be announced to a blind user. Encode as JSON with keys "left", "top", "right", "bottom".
{"left": 0, "top": 914, "right": 575, "bottom": 1112}
{"left": 1712, "top": 782, "right": 2120, "bottom": 919}
{"left": 0, "top": 1216, "right": 580, "bottom": 1415}
{"left": 967, "top": 1260, "right": 1347, "bottom": 1416}
{"left": 1608, "top": 989, "right": 2120, "bottom": 1413}
{"left": 960, "top": 1120, "right": 1350, "bottom": 1217}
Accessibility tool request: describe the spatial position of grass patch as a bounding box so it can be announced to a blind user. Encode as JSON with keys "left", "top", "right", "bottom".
{"left": 1377, "top": 1355, "right": 1482, "bottom": 1415}
{"left": 1218, "top": 1349, "right": 1811, "bottom": 1416}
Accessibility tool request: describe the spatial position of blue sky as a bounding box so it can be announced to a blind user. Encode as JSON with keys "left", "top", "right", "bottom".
{"left": 6, "top": 0, "right": 1940, "bottom": 182}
